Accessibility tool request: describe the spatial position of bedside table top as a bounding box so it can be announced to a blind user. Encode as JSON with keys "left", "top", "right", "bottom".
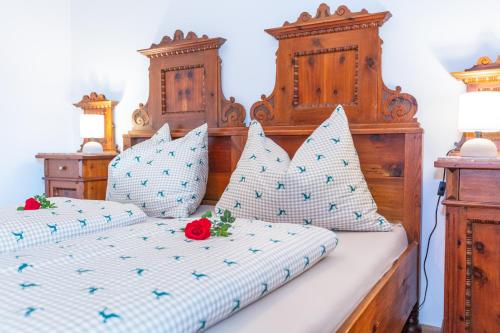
{"left": 435, "top": 156, "right": 500, "bottom": 170}
{"left": 36, "top": 153, "right": 117, "bottom": 160}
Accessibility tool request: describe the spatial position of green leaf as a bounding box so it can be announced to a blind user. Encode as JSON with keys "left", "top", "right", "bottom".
{"left": 201, "top": 211, "right": 212, "bottom": 218}
{"left": 16, "top": 206, "right": 24, "bottom": 211}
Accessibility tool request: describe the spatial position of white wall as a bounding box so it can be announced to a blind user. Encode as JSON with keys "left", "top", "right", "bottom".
{"left": 0, "top": 0, "right": 77, "bottom": 205}
{"left": 1, "top": 0, "right": 498, "bottom": 326}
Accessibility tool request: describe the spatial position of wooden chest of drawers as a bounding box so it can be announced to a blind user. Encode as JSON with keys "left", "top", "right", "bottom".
{"left": 435, "top": 157, "right": 500, "bottom": 333}
{"left": 36, "top": 153, "right": 116, "bottom": 200}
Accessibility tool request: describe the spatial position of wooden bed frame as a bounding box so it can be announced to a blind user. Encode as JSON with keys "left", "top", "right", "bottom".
{"left": 124, "top": 4, "right": 422, "bottom": 332}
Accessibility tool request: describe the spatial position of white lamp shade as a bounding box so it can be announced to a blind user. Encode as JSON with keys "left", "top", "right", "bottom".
{"left": 80, "top": 114, "right": 105, "bottom": 138}
{"left": 458, "top": 91, "right": 500, "bottom": 132}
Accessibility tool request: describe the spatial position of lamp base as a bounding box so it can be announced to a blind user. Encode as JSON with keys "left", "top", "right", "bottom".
{"left": 81, "top": 141, "right": 104, "bottom": 154}
{"left": 460, "top": 138, "right": 497, "bottom": 158}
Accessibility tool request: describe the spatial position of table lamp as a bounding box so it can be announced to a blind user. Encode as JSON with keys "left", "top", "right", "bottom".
{"left": 80, "top": 114, "right": 105, "bottom": 153}
{"left": 73, "top": 92, "right": 119, "bottom": 154}
{"left": 458, "top": 91, "right": 500, "bottom": 157}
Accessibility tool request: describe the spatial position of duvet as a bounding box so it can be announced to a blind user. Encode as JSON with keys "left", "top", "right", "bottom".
{"left": 0, "top": 198, "right": 147, "bottom": 254}
{"left": 0, "top": 213, "right": 337, "bottom": 333}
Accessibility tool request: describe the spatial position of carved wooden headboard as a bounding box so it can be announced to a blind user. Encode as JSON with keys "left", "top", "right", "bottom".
{"left": 251, "top": 4, "right": 418, "bottom": 128}
{"left": 123, "top": 4, "right": 422, "bottom": 243}
{"left": 125, "top": 30, "right": 246, "bottom": 137}
{"left": 246, "top": 4, "right": 422, "bottom": 243}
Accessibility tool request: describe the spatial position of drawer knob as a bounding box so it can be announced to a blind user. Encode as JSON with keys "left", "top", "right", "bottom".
{"left": 58, "top": 165, "right": 67, "bottom": 171}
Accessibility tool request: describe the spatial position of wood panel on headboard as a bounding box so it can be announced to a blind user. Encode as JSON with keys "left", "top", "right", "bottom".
{"left": 249, "top": 3, "right": 422, "bottom": 243}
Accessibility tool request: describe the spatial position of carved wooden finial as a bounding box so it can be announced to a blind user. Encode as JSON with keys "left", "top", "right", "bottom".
{"left": 140, "top": 30, "right": 225, "bottom": 57}
{"left": 477, "top": 56, "right": 492, "bottom": 66}
{"left": 316, "top": 3, "right": 331, "bottom": 18}
{"left": 173, "top": 29, "right": 184, "bottom": 41}
{"left": 461, "top": 55, "right": 500, "bottom": 72}
{"left": 451, "top": 55, "right": 500, "bottom": 91}
{"left": 131, "top": 103, "right": 152, "bottom": 131}
{"left": 270, "top": 4, "right": 390, "bottom": 40}
{"left": 150, "top": 30, "right": 210, "bottom": 48}
{"left": 284, "top": 3, "right": 375, "bottom": 26}
{"left": 73, "top": 92, "right": 116, "bottom": 109}
{"left": 334, "top": 5, "right": 368, "bottom": 18}
{"left": 82, "top": 92, "right": 106, "bottom": 102}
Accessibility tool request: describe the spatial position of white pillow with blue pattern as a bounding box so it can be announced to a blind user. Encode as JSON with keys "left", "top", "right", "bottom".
{"left": 216, "top": 105, "right": 391, "bottom": 231}
{"left": 106, "top": 123, "right": 208, "bottom": 218}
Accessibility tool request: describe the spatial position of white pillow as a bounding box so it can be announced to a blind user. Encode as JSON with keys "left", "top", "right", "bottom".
{"left": 107, "top": 123, "right": 208, "bottom": 218}
{"left": 216, "top": 105, "right": 391, "bottom": 231}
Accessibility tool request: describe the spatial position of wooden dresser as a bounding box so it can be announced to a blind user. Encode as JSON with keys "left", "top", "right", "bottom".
{"left": 36, "top": 153, "right": 116, "bottom": 200}
{"left": 435, "top": 157, "right": 500, "bottom": 333}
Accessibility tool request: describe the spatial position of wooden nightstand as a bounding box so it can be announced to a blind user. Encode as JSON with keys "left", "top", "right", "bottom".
{"left": 434, "top": 156, "right": 500, "bottom": 333}
{"left": 36, "top": 153, "right": 116, "bottom": 200}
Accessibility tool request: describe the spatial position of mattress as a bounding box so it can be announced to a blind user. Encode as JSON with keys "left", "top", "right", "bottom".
{"left": 205, "top": 222, "right": 408, "bottom": 333}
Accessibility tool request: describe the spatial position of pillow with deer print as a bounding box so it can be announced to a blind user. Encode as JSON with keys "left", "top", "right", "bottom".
{"left": 106, "top": 123, "right": 208, "bottom": 218}
{"left": 216, "top": 105, "right": 391, "bottom": 231}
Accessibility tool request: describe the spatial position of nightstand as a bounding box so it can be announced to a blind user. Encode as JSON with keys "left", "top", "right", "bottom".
{"left": 36, "top": 153, "right": 116, "bottom": 200}
{"left": 434, "top": 156, "right": 500, "bottom": 333}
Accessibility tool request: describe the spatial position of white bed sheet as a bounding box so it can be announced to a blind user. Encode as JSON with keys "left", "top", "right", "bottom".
{"left": 190, "top": 205, "right": 408, "bottom": 333}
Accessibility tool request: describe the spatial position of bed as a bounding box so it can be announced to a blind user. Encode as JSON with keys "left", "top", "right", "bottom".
{"left": 180, "top": 206, "right": 410, "bottom": 333}
{"left": 124, "top": 4, "right": 422, "bottom": 333}
{"left": 0, "top": 3, "right": 421, "bottom": 333}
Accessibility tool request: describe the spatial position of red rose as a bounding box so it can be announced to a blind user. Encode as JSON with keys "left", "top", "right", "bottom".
{"left": 184, "top": 218, "right": 212, "bottom": 240}
{"left": 24, "top": 198, "right": 41, "bottom": 210}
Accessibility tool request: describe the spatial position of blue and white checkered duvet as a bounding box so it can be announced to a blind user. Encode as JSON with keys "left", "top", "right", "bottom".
{"left": 0, "top": 198, "right": 147, "bottom": 255}
{"left": 0, "top": 216, "right": 337, "bottom": 333}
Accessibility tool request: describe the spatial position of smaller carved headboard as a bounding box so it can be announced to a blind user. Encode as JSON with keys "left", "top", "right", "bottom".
{"left": 128, "top": 30, "right": 245, "bottom": 135}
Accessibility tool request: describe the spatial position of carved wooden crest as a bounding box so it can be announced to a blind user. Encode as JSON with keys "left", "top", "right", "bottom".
{"left": 251, "top": 3, "right": 418, "bottom": 128}
{"left": 452, "top": 55, "right": 500, "bottom": 92}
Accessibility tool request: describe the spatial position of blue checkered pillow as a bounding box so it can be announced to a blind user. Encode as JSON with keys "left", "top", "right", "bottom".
{"left": 107, "top": 123, "right": 208, "bottom": 218}
{"left": 216, "top": 105, "right": 391, "bottom": 231}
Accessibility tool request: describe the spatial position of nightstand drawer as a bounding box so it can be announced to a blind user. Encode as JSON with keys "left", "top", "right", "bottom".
{"left": 46, "top": 159, "right": 80, "bottom": 178}
{"left": 37, "top": 153, "right": 116, "bottom": 200}
{"left": 459, "top": 169, "right": 500, "bottom": 204}
{"left": 47, "top": 179, "right": 82, "bottom": 198}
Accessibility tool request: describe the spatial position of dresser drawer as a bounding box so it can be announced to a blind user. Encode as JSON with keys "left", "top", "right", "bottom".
{"left": 459, "top": 169, "right": 500, "bottom": 204}
{"left": 46, "top": 159, "right": 81, "bottom": 178}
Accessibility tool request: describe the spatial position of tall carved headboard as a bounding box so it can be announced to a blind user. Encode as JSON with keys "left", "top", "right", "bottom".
{"left": 249, "top": 4, "right": 422, "bottom": 243}
{"left": 251, "top": 4, "right": 418, "bottom": 129}
{"left": 123, "top": 4, "right": 422, "bottom": 243}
